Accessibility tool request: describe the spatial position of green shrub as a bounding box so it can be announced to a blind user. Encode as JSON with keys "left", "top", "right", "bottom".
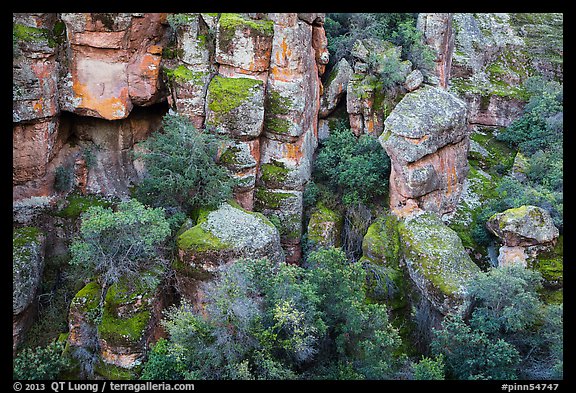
{"left": 134, "top": 113, "right": 235, "bottom": 215}
{"left": 69, "top": 198, "right": 171, "bottom": 304}
{"left": 314, "top": 121, "right": 390, "bottom": 206}
{"left": 13, "top": 342, "right": 69, "bottom": 380}
{"left": 145, "top": 250, "right": 403, "bottom": 380}
{"left": 432, "top": 265, "right": 563, "bottom": 380}
{"left": 412, "top": 355, "right": 445, "bottom": 380}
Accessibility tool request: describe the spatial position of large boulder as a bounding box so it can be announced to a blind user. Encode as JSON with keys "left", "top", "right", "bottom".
{"left": 67, "top": 272, "right": 167, "bottom": 379}
{"left": 486, "top": 205, "right": 559, "bottom": 247}
{"left": 177, "top": 201, "right": 285, "bottom": 272}
{"left": 13, "top": 226, "right": 46, "bottom": 353}
{"left": 398, "top": 211, "right": 481, "bottom": 315}
{"left": 319, "top": 58, "right": 352, "bottom": 117}
{"left": 380, "top": 86, "right": 469, "bottom": 216}
{"left": 306, "top": 203, "right": 343, "bottom": 249}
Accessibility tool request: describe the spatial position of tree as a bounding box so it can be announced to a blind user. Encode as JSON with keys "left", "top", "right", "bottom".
{"left": 431, "top": 264, "right": 563, "bottom": 380}
{"left": 412, "top": 355, "right": 445, "bottom": 380}
{"left": 314, "top": 121, "right": 390, "bottom": 206}
{"left": 143, "top": 251, "right": 404, "bottom": 380}
{"left": 134, "top": 113, "right": 235, "bottom": 215}
{"left": 69, "top": 199, "right": 170, "bottom": 307}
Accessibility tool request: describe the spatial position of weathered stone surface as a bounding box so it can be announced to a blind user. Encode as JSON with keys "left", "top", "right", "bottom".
{"left": 13, "top": 118, "right": 60, "bottom": 185}
{"left": 13, "top": 226, "right": 45, "bottom": 353}
{"left": 297, "top": 13, "right": 325, "bottom": 25}
{"left": 320, "top": 58, "right": 352, "bottom": 117}
{"left": 497, "top": 245, "right": 527, "bottom": 267}
{"left": 511, "top": 151, "right": 529, "bottom": 182}
{"left": 58, "top": 13, "right": 169, "bottom": 120}
{"left": 398, "top": 211, "right": 481, "bottom": 315}
{"left": 215, "top": 13, "right": 274, "bottom": 73}
{"left": 177, "top": 202, "right": 285, "bottom": 273}
{"left": 487, "top": 205, "right": 559, "bottom": 247}
{"left": 307, "top": 204, "right": 343, "bottom": 249}
{"left": 259, "top": 126, "right": 317, "bottom": 191}
{"left": 380, "top": 86, "right": 469, "bottom": 216}
{"left": 13, "top": 227, "right": 45, "bottom": 315}
{"left": 405, "top": 69, "right": 424, "bottom": 92}
{"left": 265, "top": 13, "right": 320, "bottom": 141}
{"left": 312, "top": 25, "right": 329, "bottom": 75}
{"left": 162, "top": 13, "right": 212, "bottom": 128}
{"left": 205, "top": 75, "right": 265, "bottom": 138}
{"left": 417, "top": 13, "right": 454, "bottom": 88}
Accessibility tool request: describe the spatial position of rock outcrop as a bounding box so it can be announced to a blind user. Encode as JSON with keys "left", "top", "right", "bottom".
{"left": 67, "top": 273, "right": 167, "bottom": 379}
{"left": 306, "top": 203, "right": 343, "bottom": 249}
{"left": 13, "top": 227, "right": 46, "bottom": 354}
{"left": 161, "top": 13, "right": 326, "bottom": 262}
{"left": 398, "top": 211, "right": 481, "bottom": 315}
{"left": 417, "top": 13, "right": 454, "bottom": 89}
{"left": 379, "top": 85, "right": 469, "bottom": 217}
{"left": 487, "top": 205, "right": 559, "bottom": 266}
{"left": 176, "top": 202, "right": 284, "bottom": 304}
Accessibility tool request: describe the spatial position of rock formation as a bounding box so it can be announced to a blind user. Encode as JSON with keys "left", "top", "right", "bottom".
{"left": 417, "top": 13, "right": 454, "bottom": 89}
{"left": 13, "top": 227, "right": 46, "bottom": 354}
{"left": 487, "top": 205, "right": 559, "bottom": 266}
{"left": 379, "top": 85, "right": 469, "bottom": 217}
{"left": 175, "top": 201, "right": 284, "bottom": 306}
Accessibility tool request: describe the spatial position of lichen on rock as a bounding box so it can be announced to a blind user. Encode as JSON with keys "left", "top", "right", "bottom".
{"left": 398, "top": 211, "right": 481, "bottom": 315}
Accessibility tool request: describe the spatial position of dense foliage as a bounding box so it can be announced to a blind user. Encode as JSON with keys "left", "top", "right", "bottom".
{"left": 13, "top": 342, "right": 69, "bottom": 380}
{"left": 324, "top": 13, "right": 433, "bottom": 71}
{"left": 431, "top": 264, "right": 563, "bottom": 380}
{"left": 141, "top": 248, "right": 403, "bottom": 380}
{"left": 313, "top": 121, "right": 390, "bottom": 206}
{"left": 70, "top": 199, "right": 171, "bottom": 300}
{"left": 134, "top": 113, "right": 235, "bottom": 215}
{"left": 470, "top": 77, "right": 563, "bottom": 245}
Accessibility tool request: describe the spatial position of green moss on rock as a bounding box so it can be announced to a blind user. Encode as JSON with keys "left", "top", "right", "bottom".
{"left": 164, "top": 65, "right": 207, "bottom": 85}
{"left": 362, "top": 214, "right": 401, "bottom": 268}
{"left": 307, "top": 203, "right": 343, "bottom": 248}
{"left": 55, "top": 193, "right": 113, "bottom": 219}
{"left": 98, "top": 280, "right": 154, "bottom": 347}
{"left": 530, "top": 235, "right": 563, "bottom": 287}
{"left": 399, "top": 212, "right": 481, "bottom": 299}
{"left": 207, "top": 75, "right": 262, "bottom": 117}
{"left": 71, "top": 282, "right": 101, "bottom": 314}
{"left": 254, "top": 187, "right": 292, "bottom": 210}
{"left": 261, "top": 160, "right": 290, "bottom": 185}
{"left": 95, "top": 360, "right": 137, "bottom": 380}
{"left": 218, "top": 13, "right": 274, "bottom": 50}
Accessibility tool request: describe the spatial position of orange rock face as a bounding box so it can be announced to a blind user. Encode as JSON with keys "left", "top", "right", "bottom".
{"left": 59, "top": 13, "right": 169, "bottom": 120}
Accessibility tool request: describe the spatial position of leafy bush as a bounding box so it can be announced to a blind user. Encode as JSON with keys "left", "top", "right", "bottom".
{"left": 69, "top": 198, "right": 171, "bottom": 303}
{"left": 314, "top": 121, "right": 390, "bottom": 206}
{"left": 324, "top": 13, "right": 417, "bottom": 68}
{"left": 431, "top": 264, "right": 563, "bottom": 380}
{"left": 134, "top": 113, "right": 235, "bottom": 215}
{"left": 13, "top": 342, "right": 69, "bottom": 380}
{"left": 144, "top": 249, "right": 403, "bottom": 380}
{"left": 412, "top": 355, "right": 445, "bottom": 380}
{"left": 497, "top": 77, "right": 562, "bottom": 155}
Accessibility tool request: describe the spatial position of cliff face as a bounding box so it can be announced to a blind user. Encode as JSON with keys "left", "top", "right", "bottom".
{"left": 13, "top": 12, "right": 327, "bottom": 264}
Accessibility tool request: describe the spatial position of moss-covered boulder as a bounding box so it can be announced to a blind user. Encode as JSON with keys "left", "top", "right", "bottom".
{"left": 306, "top": 203, "right": 343, "bottom": 249}
{"left": 398, "top": 211, "right": 481, "bottom": 315}
{"left": 486, "top": 205, "right": 559, "bottom": 247}
{"left": 177, "top": 201, "right": 285, "bottom": 272}
{"left": 360, "top": 214, "right": 408, "bottom": 310}
{"left": 67, "top": 271, "right": 165, "bottom": 378}
{"left": 13, "top": 226, "right": 45, "bottom": 353}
